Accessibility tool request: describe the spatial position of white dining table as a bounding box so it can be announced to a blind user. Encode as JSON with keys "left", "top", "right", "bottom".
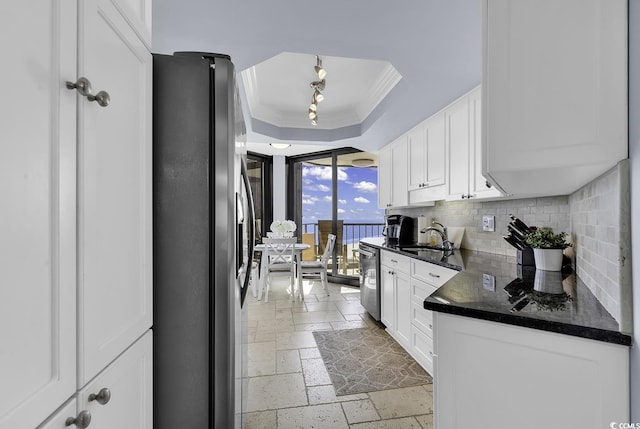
{"left": 254, "top": 242, "right": 311, "bottom": 300}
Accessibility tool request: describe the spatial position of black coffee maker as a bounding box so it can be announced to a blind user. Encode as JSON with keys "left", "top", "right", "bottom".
{"left": 383, "top": 215, "right": 413, "bottom": 245}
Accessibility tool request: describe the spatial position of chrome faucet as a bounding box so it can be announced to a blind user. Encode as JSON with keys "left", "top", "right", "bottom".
{"left": 420, "top": 221, "right": 454, "bottom": 250}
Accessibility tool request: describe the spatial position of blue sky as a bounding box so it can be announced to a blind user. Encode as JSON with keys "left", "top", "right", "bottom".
{"left": 301, "top": 163, "right": 385, "bottom": 224}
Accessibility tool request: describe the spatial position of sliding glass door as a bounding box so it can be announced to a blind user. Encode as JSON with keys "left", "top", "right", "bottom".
{"left": 289, "top": 149, "right": 384, "bottom": 284}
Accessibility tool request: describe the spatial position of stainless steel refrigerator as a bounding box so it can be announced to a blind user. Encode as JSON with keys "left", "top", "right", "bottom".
{"left": 152, "top": 52, "right": 255, "bottom": 429}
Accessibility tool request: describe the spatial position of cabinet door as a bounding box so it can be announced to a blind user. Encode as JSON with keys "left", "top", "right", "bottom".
{"left": 470, "top": 88, "right": 500, "bottom": 199}
{"left": 408, "top": 127, "right": 427, "bottom": 191}
{"left": 78, "top": 0, "right": 153, "bottom": 385}
{"left": 78, "top": 331, "right": 152, "bottom": 429}
{"left": 483, "top": 0, "right": 627, "bottom": 196}
{"left": 377, "top": 145, "right": 392, "bottom": 208}
{"left": 434, "top": 312, "right": 629, "bottom": 428}
{"left": 380, "top": 265, "right": 395, "bottom": 330}
{"left": 446, "top": 96, "right": 470, "bottom": 200}
{"left": 390, "top": 138, "right": 409, "bottom": 207}
{"left": 425, "top": 112, "right": 446, "bottom": 187}
{"left": 0, "top": 1, "right": 78, "bottom": 428}
{"left": 394, "top": 271, "right": 411, "bottom": 347}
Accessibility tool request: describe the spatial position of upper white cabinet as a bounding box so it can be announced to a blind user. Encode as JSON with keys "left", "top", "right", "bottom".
{"left": 408, "top": 112, "right": 447, "bottom": 204}
{"left": 482, "top": 0, "right": 628, "bottom": 197}
{"left": 447, "top": 87, "right": 502, "bottom": 201}
{"left": 378, "top": 137, "right": 409, "bottom": 208}
{"left": 77, "top": 0, "right": 153, "bottom": 386}
{"left": 0, "top": 2, "right": 78, "bottom": 428}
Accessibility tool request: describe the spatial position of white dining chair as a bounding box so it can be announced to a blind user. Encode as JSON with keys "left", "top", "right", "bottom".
{"left": 299, "top": 233, "right": 336, "bottom": 297}
{"left": 258, "top": 237, "right": 297, "bottom": 302}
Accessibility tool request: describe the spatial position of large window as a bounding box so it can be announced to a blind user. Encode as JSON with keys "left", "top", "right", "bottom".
{"left": 288, "top": 148, "right": 385, "bottom": 284}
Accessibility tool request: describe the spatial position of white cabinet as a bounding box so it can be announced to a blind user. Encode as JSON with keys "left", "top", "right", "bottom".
{"left": 380, "top": 251, "right": 411, "bottom": 347}
{"left": 77, "top": 0, "right": 153, "bottom": 386}
{"left": 1, "top": 0, "right": 152, "bottom": 427}
{"left": 0, "top": 2, "right": 78, "bottom": 428}
{"left": 447, "top": 87, "right": 502, "bottom": 201}
{"left": 378, "top": 137, "right": 409, "bottom": 208}
{"left": 77, "top": 332, "right": 153, "bottom": 429}
{"left": 409, "top": 260, "right": 457, "bottom": 374}
{"left": 380, "top": 251, "right": 458, "bottom": 362}
{"left": 408, "top": 112, "right": 447, "bottom": 204}
{"left": 433, "top": 312, "right": 629, "bottom": 429}
{"left": 482, "top": 0, "right": 627, "bottom": 197}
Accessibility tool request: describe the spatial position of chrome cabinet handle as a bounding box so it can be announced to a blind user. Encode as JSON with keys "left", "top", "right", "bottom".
{"left": 87, "top": 90, "right": 110, "bottom": 107}
{"left": 66, "top": 77, "right": 92, "bottom": 96}
{"left": 428, "top": 272, "right": 440, "bottom": 278}
{"left": 89, "top": 387, "right": 111, "bottom": 405}
{"left": 66, "top": 77, "right": 110, "bottom": 107}
{"left": 66, "top": 410, "right": 92, "bottom": 428}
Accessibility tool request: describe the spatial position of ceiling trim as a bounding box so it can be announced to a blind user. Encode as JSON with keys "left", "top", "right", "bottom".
{"left": 356, "top": 63, "right": 403, "bottom": 121}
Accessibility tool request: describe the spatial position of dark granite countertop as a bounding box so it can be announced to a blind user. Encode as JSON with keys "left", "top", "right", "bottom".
{"left": 360, "top": 237, "right": 631, "bottom": 346}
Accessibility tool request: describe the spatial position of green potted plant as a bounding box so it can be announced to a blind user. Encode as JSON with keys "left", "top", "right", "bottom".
{"left": 524, "top": 228, "right": 571, "bottom": 271}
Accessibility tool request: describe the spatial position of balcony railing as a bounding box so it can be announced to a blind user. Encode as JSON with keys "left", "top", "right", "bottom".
{"left": 300, "top": 221, "right": 384, "bottom": 276}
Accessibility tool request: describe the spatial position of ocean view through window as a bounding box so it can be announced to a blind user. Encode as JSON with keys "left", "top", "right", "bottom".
{"left": 290, "top": 150, "right": 384, "bottom": 281}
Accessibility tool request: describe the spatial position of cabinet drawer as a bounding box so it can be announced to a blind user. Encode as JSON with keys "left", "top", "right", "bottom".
{"left": 411, "top": 325, "right": 434, "bottom": 375}
{"left": 412, "top": 302, "right": 434, "bottom": 338}
{"left": 381, "top": 251, "right": 410, "bottom": 274}
{"left": 411, "top": 278, "right": 437, "bottom": 304}
{"left": 411, "top": 259, "right": 457, "bottom": 286}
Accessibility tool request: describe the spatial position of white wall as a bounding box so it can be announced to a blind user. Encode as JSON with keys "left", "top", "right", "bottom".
{"left": 629, "top": 0, "right": 640, "bottom": 421}
{"left": 272, "top": 155, "right": 287, "bottom": 221}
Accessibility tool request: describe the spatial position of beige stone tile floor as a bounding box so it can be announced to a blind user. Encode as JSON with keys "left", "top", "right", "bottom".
{"left": 245, "top": 277, "right": 434, "bottom": 429}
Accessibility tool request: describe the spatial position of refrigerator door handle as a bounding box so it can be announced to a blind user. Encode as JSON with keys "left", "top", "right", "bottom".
{"left": 240, "top": 158, "right": 255, "bottom": 307}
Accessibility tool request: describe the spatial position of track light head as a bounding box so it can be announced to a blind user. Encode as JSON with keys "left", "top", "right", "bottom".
{"left": 315, "top": 56, "right": 327, "bottom": 80}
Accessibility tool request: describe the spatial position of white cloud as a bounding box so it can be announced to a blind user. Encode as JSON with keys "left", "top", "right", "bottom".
{"left": 354, "top": 196, "right": 370, "bottom": 204}
{"left": 317, "top": 184, "right": 330, "bottom": 192}
{"left": 338, "top": 199, "right": 347, "bottom": 204}
{"left": 302, "top": 199, "right": 315, "bottom": 205}
{"left": 302, "top": 166, "right": 348, "bottom": 181}
{"left": 322, "top": 196, "right": 332, "bottom": 202}
{"left": 353, "top": 181, "right": 377, "bottom": 193}
{"left": 337, "top": 208, "right": 345, "bottom": 214}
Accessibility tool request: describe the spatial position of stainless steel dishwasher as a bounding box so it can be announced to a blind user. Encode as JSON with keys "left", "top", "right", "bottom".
{"left": 359, "top": 242, "right": 380, "bottom": 321}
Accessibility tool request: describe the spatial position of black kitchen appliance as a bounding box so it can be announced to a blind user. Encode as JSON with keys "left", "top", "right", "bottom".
{"left": 382, "top": 215, "right": 413, "bottom": 245}
{"left": 153, "top": 52, "right": 254, "bottom": 429}
{"left": 359, "top": 242, "right": 380, "bottom": 321}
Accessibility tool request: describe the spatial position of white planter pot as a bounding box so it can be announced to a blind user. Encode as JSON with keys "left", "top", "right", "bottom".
{"left": 533, "top": 248, "right": 564, "bottom": 271}
{"left": 533, "top": 269, "right": 564, "bottom": 293}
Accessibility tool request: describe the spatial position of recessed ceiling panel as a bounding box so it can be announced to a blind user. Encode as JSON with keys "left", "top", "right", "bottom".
{"left": 241, "top": 52, "right": 401, "bottom": 132}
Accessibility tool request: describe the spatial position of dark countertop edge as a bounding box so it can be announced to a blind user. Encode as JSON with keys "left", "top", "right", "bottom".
{"left": 424, "top": 299, "right": 632, "bottom": 346}
{"left": 360, "top": 239, "right": 463, "bottom": 271}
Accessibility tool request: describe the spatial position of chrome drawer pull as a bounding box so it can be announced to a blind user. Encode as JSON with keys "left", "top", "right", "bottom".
{"left": 428, "top": 272, "right": 440, "bottom": 278}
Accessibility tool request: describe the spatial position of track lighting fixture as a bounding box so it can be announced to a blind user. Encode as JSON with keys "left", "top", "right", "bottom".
{"left": 308, "top": 55, "right": 326, "bottom": 125}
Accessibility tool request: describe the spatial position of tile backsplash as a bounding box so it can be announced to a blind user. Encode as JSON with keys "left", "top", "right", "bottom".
{"left": 568, "top": 160, "right": 631, "bottom": 331}
{"left": 388, "top": 196, "right": 571, "bottom": 256}
{"left": 389, "top": 160, "right": 631, "bottom": 329}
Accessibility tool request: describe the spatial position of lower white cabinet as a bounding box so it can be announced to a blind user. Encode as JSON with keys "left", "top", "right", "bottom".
{"left": 433, "top": 312, "right": 629, "bottom": 429}
{"left": 380, "top": 250, "right": 458, "bottom": 373}
{"left": 77, "top": 330, "right": 153, "bottom": 429}
{"left": 380, "top": 254, "right": 411, "bottom": 348}
{"left": 38, "top": 331, "right": 152, "bottom": 429}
